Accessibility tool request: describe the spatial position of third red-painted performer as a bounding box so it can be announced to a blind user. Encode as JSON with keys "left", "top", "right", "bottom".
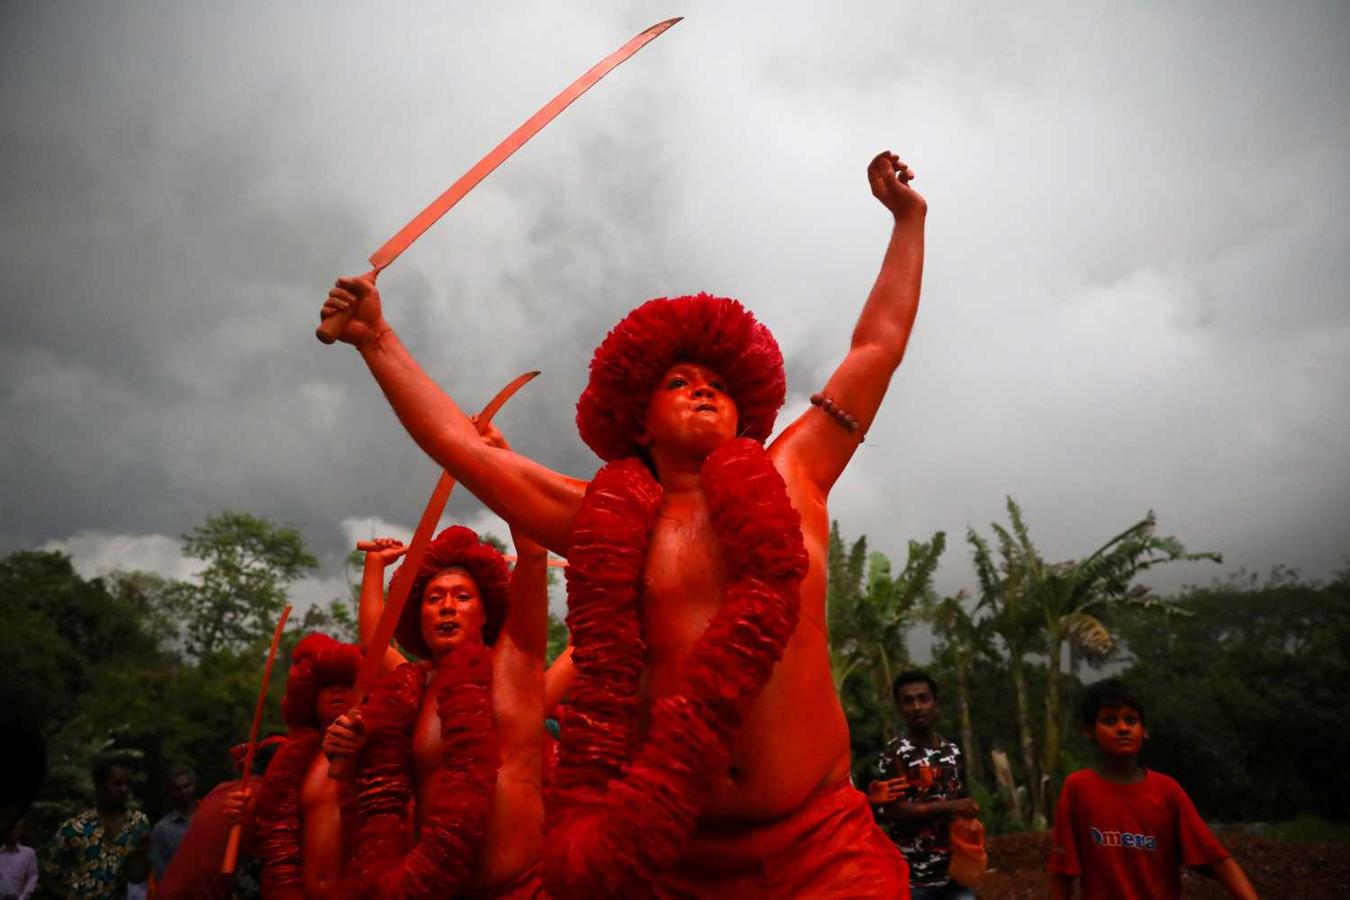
{"left": 320, "top": 150, "right": 926, "bottom": 897}
{"left": 224, "top": 633, "right": 358, "bottom": 900}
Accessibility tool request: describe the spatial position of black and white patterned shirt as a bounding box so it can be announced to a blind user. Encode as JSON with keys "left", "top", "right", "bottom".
{"left": 874, "top": 735, "right": 966, "bottom": 887}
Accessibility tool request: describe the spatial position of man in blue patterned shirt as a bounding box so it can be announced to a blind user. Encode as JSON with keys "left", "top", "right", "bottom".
{"left": 869, "top": 670, "right": 979, "bottom": 900}
{"left": 43, "top": 755, "right": 150, "bottom": 899}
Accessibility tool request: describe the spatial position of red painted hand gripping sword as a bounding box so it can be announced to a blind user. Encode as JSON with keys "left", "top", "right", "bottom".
{"left": 316, "top": 17, "right": 681, "bottom": 344}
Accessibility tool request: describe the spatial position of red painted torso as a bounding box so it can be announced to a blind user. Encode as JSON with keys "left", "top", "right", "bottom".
{"left": 639, "top": 454, "right": 851, "bottom": 822}
{"left": 299, "top": 753, "right": 344, "bottom": 899}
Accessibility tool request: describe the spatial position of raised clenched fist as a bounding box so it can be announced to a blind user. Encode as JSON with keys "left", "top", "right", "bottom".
{"left": 868, "top": 151, "right": 925, "bottom": 222}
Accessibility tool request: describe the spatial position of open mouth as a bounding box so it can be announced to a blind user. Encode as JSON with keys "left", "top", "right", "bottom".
{"left": 694, "top": 403, "right": 717, "bottom": 413}
{"left": 436, "top": 621, "right": 460, "bottom": 637}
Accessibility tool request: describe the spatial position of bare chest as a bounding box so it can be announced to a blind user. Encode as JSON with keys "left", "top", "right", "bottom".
{"left": 640, "top": 493, "right": 730, "bottom": 658}
{"left": 299, "top": 753, "right": 336, "bottom": 810}
{"left": 413, "top": 683, "right": 444, "bottom": 782}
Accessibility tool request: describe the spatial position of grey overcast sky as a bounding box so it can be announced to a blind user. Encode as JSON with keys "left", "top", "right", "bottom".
{"left": 3, "top": 1, "right": 1348, "bottom": 617}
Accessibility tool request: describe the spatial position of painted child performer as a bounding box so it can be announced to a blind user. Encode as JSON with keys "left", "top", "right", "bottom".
{"left": 318, "top": 151, "right": 925, "bottom": 897}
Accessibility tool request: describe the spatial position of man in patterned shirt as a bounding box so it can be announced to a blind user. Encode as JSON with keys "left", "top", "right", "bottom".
{"left": 869, "top": 670, "right": 979, "bottom": 900}
{"left": 43, "top": 754, "right": 150, "bottom": 899}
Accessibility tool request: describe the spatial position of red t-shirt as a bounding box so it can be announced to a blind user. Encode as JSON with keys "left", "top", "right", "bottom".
{"left": 1047, "top": 768, "right": 1229, "bottom": 900}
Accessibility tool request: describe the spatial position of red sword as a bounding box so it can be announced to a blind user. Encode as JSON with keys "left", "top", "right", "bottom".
{"left": 317, "top": 17, "right": 681, "bottom": 344}
{"left": 349, "top": 369, "right": 539, "bottom": 701}
{"left": 221, "top": 604, "right": 293, "bottom": 874}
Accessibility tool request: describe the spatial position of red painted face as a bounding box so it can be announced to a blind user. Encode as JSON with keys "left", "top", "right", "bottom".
{"left": 637, "top": 363, "right": 740, "bottom": 457}
{"left": 1093, "top": 705, "right": 1147, "bottom": 757}
{"left": 316, "top": 684, "right": 354, "bottom": 728}
{"left": 419, "top": 568, "right": 487, "bottom": 659}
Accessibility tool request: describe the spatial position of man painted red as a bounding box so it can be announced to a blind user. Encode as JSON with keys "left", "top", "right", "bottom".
{"left": 319, "top": 150, "right": 926, "bottom": 896}
{"left": 223, "top": 633, "right": 358, "bottom": 899}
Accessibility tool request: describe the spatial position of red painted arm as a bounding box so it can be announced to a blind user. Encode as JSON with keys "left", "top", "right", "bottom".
{"left": 543, "top": 644, "right": 575, "bottom": 718}
{"left": 320, "top": 277, "right": 587, "bottom": 553}
{"left": 772, "top": 151, "right": 926, "bottom": 494}
{"left": 356, "top": 539, "right": 409, "bottom": 672}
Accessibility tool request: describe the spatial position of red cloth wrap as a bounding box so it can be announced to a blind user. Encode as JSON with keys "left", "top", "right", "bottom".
{"left": 543, "top": 439, "right": 808, "bottom": 898}
{"left": 662, "top": 778, "right": 909, "bottom": 899}
{"left": 344, "top": 646, "right": 501, "bottom": 899}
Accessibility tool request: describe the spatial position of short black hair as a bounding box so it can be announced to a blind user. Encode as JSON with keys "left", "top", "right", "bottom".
{"left": 165, "top": 765, "right": 195, "bottom": 786}
{"left": 892, "top": 669, "right": 940, "bottom": 704}
{"left": 92, "top": 753, "right": 137, "bottom": 788}
{"left": 1079, "top": 678, "right": 1146, "bottom": 728}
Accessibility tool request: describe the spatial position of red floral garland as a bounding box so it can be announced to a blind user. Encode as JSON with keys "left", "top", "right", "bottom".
{"left": 254, "top": 729, "right": 323, "bottom": 900}
{"left": 543, "top": 437, "right": 808, "bottom": 898}
{"left": 343, "top": 644, "right": 500, "bottom": 899}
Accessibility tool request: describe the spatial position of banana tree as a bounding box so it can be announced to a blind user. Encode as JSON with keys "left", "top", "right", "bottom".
{"left": 928, "top": 590, "right": 992, "bottom": 788}
{"left": 827, "top": 523, "right": 945, "bottom": 740}
{"left": 1014, "top": 509, "right": 1220, "bottom": 798}
{"left": 969, "top": 505, "right": 1046, "bottom": 825}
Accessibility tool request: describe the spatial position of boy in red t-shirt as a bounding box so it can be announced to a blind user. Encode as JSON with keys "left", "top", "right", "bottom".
{"left": 1047, "top": 679, "right": 1258, "bottom": 900}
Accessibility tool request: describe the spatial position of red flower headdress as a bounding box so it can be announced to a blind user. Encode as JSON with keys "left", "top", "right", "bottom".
{"left": 394, "top": 525, "right": 511, "bottom": 660}
{"left": 576, "top": 293, "right": 787, "bottom": 461}
{"left": 280, "top": 633, "right": 361, "bottom": 731}
{"left": 544, "top": 295, "right": 809, "bottom": 897}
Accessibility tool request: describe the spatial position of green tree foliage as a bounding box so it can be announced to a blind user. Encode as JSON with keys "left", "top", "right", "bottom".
{"left": 2, "top": 513, "right": 326, "bottom": 842}
{"left": 1015, "top": 505, "right": 1219, "bottom": 800}
{"left": 547, "top": 611, "right": 569, "bottom": 665}
{"left": 826, "top": 521, "right": 945, "bottom": 782}
{"left": 1112, "top": 568, "right": 1350, "bottom": 822}
{"left": 968, "top": 503, "right": 1047, "bottom": 825}
{"left": 179, "top": 511, "right": 318, "bottom": 656}
{"left": 928, "top": 591, "right": 992, "bottom": 788}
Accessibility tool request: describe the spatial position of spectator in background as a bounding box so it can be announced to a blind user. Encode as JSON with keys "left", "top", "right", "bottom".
{"left": 869, "top": 670, "right": 979, "bottom": 900}
{"left": 0, "top": 820, "right": 38, "bottom": 900}
{"left": 44, "top": 754, "right": 150, "bottom": 900}
{"left": 150, "top": 766, "right": 197, "bottom": 880}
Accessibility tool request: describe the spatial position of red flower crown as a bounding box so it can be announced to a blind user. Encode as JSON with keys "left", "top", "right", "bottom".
{"left": 394, "top": 525, "right": 510, "bottom": 659}
{"left": 576, "top": 293, "right": 787, "bottom": 462}
{"left": 281, "top": 633, "right": 360, "bottom": 731}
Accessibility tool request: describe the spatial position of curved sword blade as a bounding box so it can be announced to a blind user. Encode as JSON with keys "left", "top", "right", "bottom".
{"left": 368, "top": 18, "right": 681, "bottom": 271}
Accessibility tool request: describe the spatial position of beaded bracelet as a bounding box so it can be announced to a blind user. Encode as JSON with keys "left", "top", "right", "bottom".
{"left": 810, "top": 393, "right": 861, "bottom": 434}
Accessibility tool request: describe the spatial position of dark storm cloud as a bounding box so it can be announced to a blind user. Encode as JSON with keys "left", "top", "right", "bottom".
{"left": 5, "top": 2, "right": 1349, "bottom": 604}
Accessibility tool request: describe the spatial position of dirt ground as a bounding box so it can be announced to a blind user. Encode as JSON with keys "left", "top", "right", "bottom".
{"left": 974, "top": 830, "right": 1350, "bottom": 898}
